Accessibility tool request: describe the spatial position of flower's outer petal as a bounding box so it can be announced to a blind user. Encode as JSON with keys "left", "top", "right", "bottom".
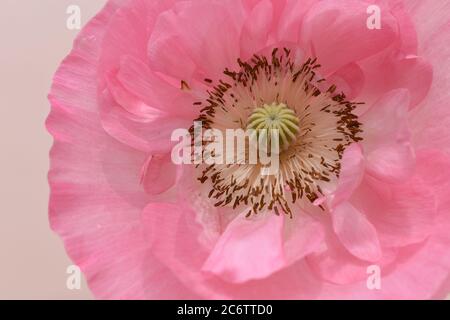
{"left": 359, "top": 54, "right": 433, "bottom": 109}
{"left": 328, "top": 143, "right": 365, "bottom": 207}
{"left": 365, "top": 143, "right": 415, "bottom": 183}
{"left": 331, "top": 202, "right": 382, "bottom": 262}
{"left": 310, "top": 234, "right": 450, "bottom": 299}
{"left": 100, "top": 55, "right": 198, "bottom": 154}
{"left": 389, "top": 0, "right": 418, "bottom": 55}
{"left": 142, "top": 191, "right": 450, "bottom": 299}
{"left": 309, "top": 148, "right": 450, "bottom": 295}
{"left": 307, "top": 228, "right": 397, "bottom": 285}
{"left": 356, "top": 148, "right": 449, "bottom": 250}
{"left": 356, "top": 148, "right": 450, "bottom": 299}
{"left": 202, "top": 213, "right": 286, "bottom": 283}
{"left": 276, "top": 0, "right": 317, "bottom": 43}
{"left": 406, "top": 1, "right": 450, "bottom": 155}
{"left": 142, "top": 202, "right": 323, "bottom": 299}
{"left": 140, "top": 153, "right": 179, "bottom": 196}
{"left": 47, "top": 1, "right": 197, "bottom": 299}
{"left": 148, "top": 0, "right": 246, "bottom": 82}
{"left": 355, "top": 175, "right": 435, "bottom": 249}
{"left": 361, "top": 89, "right": 415, "bottom": 183}
{"left": 404, "top": 0, "right": 450, "bottom": 48}
{"left": 102, "top": 69, "right": 193, "bottom": 154}
{"left": 300, "top": 0, "right": 398, "bottom": 75}
{"left": 142, "top": 202, "right": 230, "bottom": 298}
{"left": 355, "top": 1, "right": 432, "bottom": 108}
{"left": 99, "top": 0, "right": 177, "bottom": 70}
{"left": 240, "top": 0, "right": 274, "bottom": 60}
{"left": 415, "top": 149, "right": 450, "bottom": 208}
{"left": 100, "top": 92, "right": 192, "bottom": 153}
{"left": 94, "top": 0, "right": 199, "bottom": 153}
{"left": 116, "top": 56, "right": 197, "bottom": 118}
{"left": 106, "top": 72, "right": 164, "bottom": 120}
{"left": 283, "top": 212, "right": 325, "bottom": 266}
{"left": 327, "top": 63, "right": 365, "bottom": 100}
{"left": 201, "top": 209, "right": 324, "bottom": 284}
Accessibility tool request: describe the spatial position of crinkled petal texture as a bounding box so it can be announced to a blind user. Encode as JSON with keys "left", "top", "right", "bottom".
{"left": 48, "top": 0, "right": 450, "bottom": 299}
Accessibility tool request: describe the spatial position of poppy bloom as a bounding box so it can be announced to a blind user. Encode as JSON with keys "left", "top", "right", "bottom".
{"left": 47, "top": 0, "right": 450, "bottom": 299}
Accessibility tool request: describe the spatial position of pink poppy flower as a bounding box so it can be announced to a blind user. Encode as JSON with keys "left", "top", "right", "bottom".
{"left": 47, "top": 0, "right": 450, "bottom": 299}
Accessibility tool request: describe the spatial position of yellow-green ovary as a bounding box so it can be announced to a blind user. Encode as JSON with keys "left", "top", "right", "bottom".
{"left": 247, "top": 102, "right": 300, "bottom": 149}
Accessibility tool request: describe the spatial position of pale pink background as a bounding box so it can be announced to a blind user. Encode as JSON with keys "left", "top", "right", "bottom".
{"left": 0, "top": 0, "right": 107, "bottom": 300}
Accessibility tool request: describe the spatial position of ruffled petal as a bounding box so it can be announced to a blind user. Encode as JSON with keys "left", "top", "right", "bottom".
{"left": 356, "top": 174, "right": 436, "bottom": 248}
{"left": 327, "top": 63, "right": 365, "bottom": 100}
{"left": 300, "top": 0, "right": 398, "bottom": 75}
{"left": 327, "top": 143, "right": 365, "bottom": 207}
{"left": 361, "top": 89, "right": 415, "bottom": 183}
{"left": 276, "top": 0, "right": 317, "bottom": 43}
{"left": 331, "top": 202, "right": 382, "bottom": 262}
{"left": 240, "top": 0, "right": 274, "bottom": 59}
{"left": 407, "top": 0, "right": 450, "bottom": 154}
{"left": 115, "top": 56, "right": 198, "bottom": 117}
{"left": 148, "top": 0, "right": 246, "bottom": 81}
{"left": 359, "top": 54, "right": 432, "bottom": 108}
{"left": 202, "top": 213, "right": 285, "bottom": 283}
{"left": 46, "top": 0, "right": 200, "bottom": 299}
{"left": 201, "top": 209, "right": 325, "bottom": 284}
{"left": 140, "top": 153, "right": 179, "bottom": 195}
{"left": 99, "top": 92, "right": 192, "bottom": 153}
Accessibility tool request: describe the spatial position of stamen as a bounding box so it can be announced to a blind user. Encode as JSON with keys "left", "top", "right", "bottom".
{"left": 192, "top": 48, "right": 363, "bottom": 217}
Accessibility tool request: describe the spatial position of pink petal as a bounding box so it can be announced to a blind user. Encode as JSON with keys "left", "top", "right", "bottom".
{"left": 361, "top": 89, "right": 415, "bottom": 183}
{"left": 327, "top": 63, "right": 365, "bottom": 100}
{"left": 391, "top": 0, "right": 418, "bottom": 55}
{"left": 405, "top": 0, "right": 450, "bottom": 49}
{"left": 407, "top": 1, "right": 450, "bottom": 154}
{"left": 355, "top": 1, "right": 433, "bottom": 109}
{"left": 359, "top": 55, "right": 432, "bottom": 108}
{"left": 365, "top": 144, "right": 415, "bottom": 183}
{"left": 202, "top": 213, "right": 286, "bottom": 283}
{"left": 46, "top": 2, "right": 196, "bottom": 299}
{"left": 415, "top": 149, "right": 450, "bottom": 206}
{"left": 331, "top": 202, "right": 382, "bottom": 262}
{"left": 140, "top": 153, "right": 179, "bottom": 195}
{"left": 106, "top": 71, "right": 164, "bottom": 120}
{"left": 355, "top": 148, "right": 449, "bottom": 249}
{"left": 98, "top": 0, "right": 158, "bottom": 70}
{"left": 309, "top": 150, "right": 450, "bottom": 296}
{"left": 91, "top": 1, "right": 197, "bottom": 153}
{"left": 358, "top": 174, "right": 435, "bottom": 248}
{"left": 100, "top": 91, "right": 192, "bottom": 153}
{"left": 308, "top": 233, "right": 397, "bottom": 285}
{"left": 276, "top": 0, "right": 317, "bottom": 43}
{"left": 240, "top": 0, "right": 274, "bottom": 59}
{"left": 388, "top": 56, "right": 432, "bottom": 108}
{"left": 300, "top": 0, "right": 398, "bottom": 75}
{"left": 329, "top": 143, "right": 365, "bottom": 207}
{"left": 141, "top": 202, "right": 214, "bottom": 293}
{"left": 148, "top": 0, "right": 246, "bottom": 81}
{"left": 283, "top": 213, "right": 325, "bottom": 265}
{"left": 116, "top": 55, "right": 196, "bottom": 118}
{"left": 199, "top": 209, "right": 324, "bottom": 285}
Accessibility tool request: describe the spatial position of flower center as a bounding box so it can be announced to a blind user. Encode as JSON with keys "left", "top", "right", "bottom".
{"left": 192, "top": 48, "right": 363, "bottom": 217}
{"left": 247, "top": 102, "right": 300, "bottom": 150}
